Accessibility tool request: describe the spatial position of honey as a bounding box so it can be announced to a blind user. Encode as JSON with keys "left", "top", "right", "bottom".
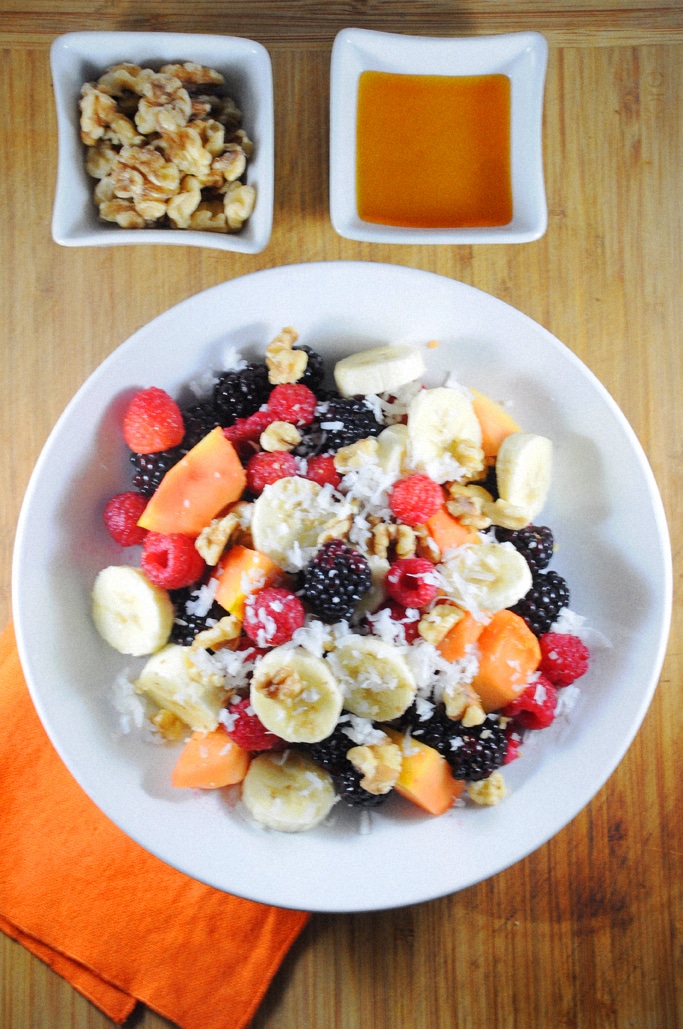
{"left": 356, "top": 71, "right": 512, "bottom": 229}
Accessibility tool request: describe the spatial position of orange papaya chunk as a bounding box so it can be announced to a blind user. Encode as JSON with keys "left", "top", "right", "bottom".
{"left": 425, "top": 506, "right": 480, "bottom": 556}
{"left": 472, "top": 609, "right": 541, "bottom": 712}
{"left": 385, "top": 728, "right": 465, "bottom": 816}
{"left": 171, "top": 728, "right": 251, "bottom": 790}
{"left": 470, "top": 388, "right": 521, "bottom": 459}
{"left": 213, "top": 545, "right": 280, "bottom": 619}
{"left": 138, "top": 427, "right": 247, "bottom": 538}
{"left": 437, "top": 609, "right": 486, "bottom": 663}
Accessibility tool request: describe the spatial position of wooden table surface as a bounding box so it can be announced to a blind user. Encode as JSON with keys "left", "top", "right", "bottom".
{"left": 1, "top": 2, "right": 682, "bottom": 1027}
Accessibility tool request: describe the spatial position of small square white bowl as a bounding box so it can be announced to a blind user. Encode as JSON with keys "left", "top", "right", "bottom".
{"left": 330, "top": 28, "right": 548, "bottom": 245}
{"left": 50, "top": 31, "right": 274, "bottom": 253}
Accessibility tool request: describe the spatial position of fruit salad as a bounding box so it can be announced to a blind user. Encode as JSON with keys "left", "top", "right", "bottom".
{"left": 93, "top": 328, "right": 592, "bottom": 832}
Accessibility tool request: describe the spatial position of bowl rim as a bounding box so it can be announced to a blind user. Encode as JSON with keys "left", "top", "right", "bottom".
{"left": 329, "top": 28, "right": 548, "bottom": 244}
{"left": 50, "top": 30, "right": 274, "bottom": 253}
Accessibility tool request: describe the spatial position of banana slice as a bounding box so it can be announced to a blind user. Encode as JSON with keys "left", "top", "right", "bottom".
{"left": 440, "top": 541, "right": 532, "bottom": 614}
{"left": 495, "top": 432, "right": 553, "bottom": 523}
{"left": 375, "top": 423, "right": 410, "bottom": 477}
{"left": 251, "top": 476, "right": 349, "bottom": 572}
{"left": 250, "top": 645, "right": 344, "bottom": 743}
{"left": 407, "top": 387, "right": 482, "bottom": 478}
{"left": 135, "top": 643, "right": 227, "bottom": 732}
{"left": 241, "top": 750, "right": 338, "bottom": 832}
{"left": 327, "top": 634, "right": 417, "bottom": 721}
{"left": 334, "top": 343, "right": 425, "bottom": 398}
{"left": 92, "top": 565, "right": 174, "bottom": 657}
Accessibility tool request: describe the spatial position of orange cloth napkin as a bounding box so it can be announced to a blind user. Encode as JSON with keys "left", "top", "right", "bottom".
{"left": 0, "top": 622, "right": 309, "bottom": 1028}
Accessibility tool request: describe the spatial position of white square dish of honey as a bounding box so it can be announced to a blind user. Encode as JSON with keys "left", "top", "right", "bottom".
{"left": 330, "top": 29, "right": 548, "bottom": 245}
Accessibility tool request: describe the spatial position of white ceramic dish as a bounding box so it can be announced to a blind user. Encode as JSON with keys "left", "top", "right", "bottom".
{"left": 13, "top": 262, "right": 670, "bottom": 912}
{"left": 50, "top": 31, "right": 274, "bottom": 253}
{"left": 330, "top": 29, "right": 548, "bottom": 244}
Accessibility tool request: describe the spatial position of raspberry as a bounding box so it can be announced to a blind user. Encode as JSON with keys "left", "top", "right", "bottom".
{"left": 123, "top": 387, "right": 185, "bottom": 454}
{"left": 301, "top": 540, "right": 372, "bottom": 622}
{"left": 243, "top": 587, "right": 306, "bottom": 646}
{"left": 371, "top": 601, "right": 421, "bottom": 643}
{"left": 502, "top": 674, "right": 557, "bottom": 730}
{"left": 103, "top": 491, "right": 148, "bottom": 547}
{"left": 223, "top": 410, "right": 274, "bottom": 460}
{"left": 267, "top": 383, "right": 317, "bottom": 426}
{"left": 386, "top": 557, "right": 439, "bottom": 609}
{"left": 246, "top": 451, "right": 299, "bottom": 494}
{"left": 504, "top": 726, "right": 524, "bottom": 763}
{"left": 539, "top": 632, "right": 590, "bottom": 686}
{"left": 141, "top": 532, "right": 206, "bottom": 590}
{"left": 223, "top": 697, "right": 287, "bottom": 751}
{"left": 304, "top": 454, "right": 341, "bottom": 488}
{"left": 389, "top": 474, "right": 443, "bottom": 526}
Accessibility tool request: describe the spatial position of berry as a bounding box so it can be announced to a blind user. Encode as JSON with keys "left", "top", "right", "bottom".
{"left": 223, "top": 697, "right": 287, "bottom": 751}
{"left": 386, "top": 557, "right": 439, "bottom": 609}
{"left": 245, "top": 450, "right": 299, "bottom": 494}
{"left": 303, "top": 723, "right": 388, "bottom": 808}
{"left": 399, "top": 704, "right": 508, "bottom": 781}
{"left": 319, "top": 396, "right": 383, "bottom": 451}
{"left": 372, "top": 601, "right": 421, "bottom": 643}
{"left": 504, "top": 726, "right": 524, "bottom": 763}
{"left": 502, "top": 674, "right": 557, "bottom": 730}
{"left": 223, "top": 409, "right": 273, "bottom": 448}
{"left": 304, "top": 454, "right": 342, "bottom": 489}
{"left": 495, "top": 525, "right": 554, "bottom": 574}
{"left": 130, "top": 448, "right": 181, "bottom": 496}
{"left": 389, "top": 474, "right": 443, "bottom": 526}
{"left": 539, "top": 632, "right": 590, "bottom": 686}
{"left": 123, "top": 387, "right": 185, "bottom": 454}
{"left": 213, "top": 362, "right": 271, "bottom": 423}
{"left": 301, "top": 539, "right": 372, "bottom": 623}
{"left": 170, "top": 588, "right": 226, "bottom": 646}
{"left": 141, "top": 532, "right": 206, "bottom": 590}
{"left": 243, "top": 587, "right": 306, "bottom": 647}
{"left": 295, "top": 345, "right": 325, "bottom": 391}
{"left": 103, "top": 491, "right": 148, "bottom": 547}
{"left": 180, "top": 400, "right": 221, "bottom": 452}
{"left": 267, "top": 383, "right": 317, "bottom": 426}
{"left": 511, "top": 569, "right": 570, "bottom": 637}
{"left": 332, "top": 766, "right": 390, "bottom": 808}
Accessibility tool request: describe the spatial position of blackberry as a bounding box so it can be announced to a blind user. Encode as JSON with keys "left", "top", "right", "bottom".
{"left": 398, "top": 702, "right": 454, "bottom": 755}
{"left": 318, "top": 396, "right": 383, "bottom": 451}
{"left": 511, "top": 569, "right": 570, "bottom": 636}
{"left": 444, "top": 717, "right": 508, "bottom": 781}
{"left": 300, "top": 540, "right": 372, "bottom": 623}
{"left": 295, "top": 345, "right": 325, "bottom": 392}
{"left": 495, "top": 525, "right": 554, "bottom": 574}
{"left": 130, "top": 448, "right": 181, "bottom": 496}
{"left": 213, "top": 362, "right": 271, "bottom": 423}
{"left": 170, "top": 588, "right": 225, "bottom": 646}
{"left": 180, "top": 400, "right": 221, "bottom": 451}
{"left": 332, "top": 766, "right": 390, "bottom": 808}
{"left": 303, "top": 725, "right": 389, "bottom": 808}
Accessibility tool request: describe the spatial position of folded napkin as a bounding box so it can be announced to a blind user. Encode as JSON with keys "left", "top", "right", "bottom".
{"left": 0, "top": 622, "right": 309, "bottom": 1028}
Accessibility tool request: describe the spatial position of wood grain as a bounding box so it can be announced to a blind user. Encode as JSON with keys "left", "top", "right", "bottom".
{"left": 1, "top": 5, "right": 682, "bottom": 1028}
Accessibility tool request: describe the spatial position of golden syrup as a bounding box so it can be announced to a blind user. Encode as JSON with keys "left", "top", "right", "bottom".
{"left": 356, "top": 71, "right": 512, "bottom": 229}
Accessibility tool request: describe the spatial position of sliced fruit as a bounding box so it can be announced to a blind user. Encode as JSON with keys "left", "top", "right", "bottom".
{"left": 384, "top": 728, "right": 465, "bottom": 815}
{"left": 472, "top": 609, "right": 542, "bottom": 712}
{"left": 250, "top": 645, "right": 344, "bottom": 743}
{"left": 470, "top": 388, "right": 521, "bottom": 459}
{"left": 137, "top": 427, "right": 247, "bottom": 537}
{"left": 327, "top": 634, "right": 417, "bottom": 721}
{"left": 424, "top": 505, "right": 480, "bottom": 555}
{"left": 135, "top": 643, "right": 227, "bottom": 732}
{"left": 250, "top": 476, "right": 350, "bottom": 572}
{"left": 213, "top": 544, "right": 280, "bottom": 619}
{"left": 375, "top": 423, "right": 410, "bottom": 477}
{"left": 333, "top": 343, "right": 425, "bottom": 398}
{"left": 91, "top": 564, "right": 174, "bottom": 657}
{"left": 439, "top": 541, "right": 532, "bottom": 615}
{"left": 437, "top": 609, "right": 486, "bottom": 663}
{"left": 495, "top": 431, "right": 553, "bottom": 523}
{"left": 171, "top": 729, "right": 251, "bottom": 789}
{"left": 407, "top": 387, "right": 482, "bottom": 478}
{"left": 241, "top": 750, "right": 338, "bottom": 832}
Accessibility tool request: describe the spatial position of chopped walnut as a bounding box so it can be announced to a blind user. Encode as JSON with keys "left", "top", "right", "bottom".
{"left": 189, "top": 200, "right": 228, "bottom": 231}
{"left": 212, "top": 143, "right": 247, "bottom": 183}
{"left": 467, "top": 771, "right": 507, "bottom": 806}
{"left": 445, "top": 483, "right": 493, "bottom": 530}
{"left": 96, "top": 63, "right": 155, "bottom": 97}
{"left": 258, "top": 668, "right": 304, "bottom": 701}
{"left": 195, "top": 118, "right": 226, "bottom": 157}
{"left": 224, "top": 181, "right": 256, "bottom": 230}
{"left": 135, "top": 72, "right": 192, "bottom": 134}
{"left": 167, "top": 175, "right": 203, "bottom": 229}
{"left": 160, "top": 62, "right": 225, "bottom": 87}
{"left": 98, "top": 197, "right": 146, "bottom": 228}
{"left": 347, "top": 738, "right": 402, "bottom": 795}
{"left": 333, "top": 438, "right": 379, "bottom": 473}
{"left": 159, "top": 124, "right": 213, "bottom": 178}
{"left": 482, "top": 497, "right": 530, "bottom": 530}
{"left": 195, "top": 511, "right": 242, "bottom": 565}
{"left": 418, "top": 603, "right": 463, "bottom": 645}
{"left": 260, "top": 420, "right": 302, "bottom": 453}
{"left": 368, "top": 521, "right": 416, "bottom": 562}
{"left": 85, "top": 141, "right": 119, "bottom": 179}
{"left": 413, "top": 524, "right": 441, "bottom": 563}
{"left": 79, "top": 83, "right": 144, "bottom": 147}
{"left": 151, "top": 709, "right": 188, "bottom": 740}
{"left": 111, "top": 144, "right": 180, "bottom": 206}
{"left": 265, "top": 328, "right": 306, "bottom": 384}
{"left": 191, "top": 615, "right": 242, "bottom": 651}
{"left": 316, "top": 512, "right": 354, "bottom": 546}
{"left": 450, "top": 439, "right": 486, "bottom": 480}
